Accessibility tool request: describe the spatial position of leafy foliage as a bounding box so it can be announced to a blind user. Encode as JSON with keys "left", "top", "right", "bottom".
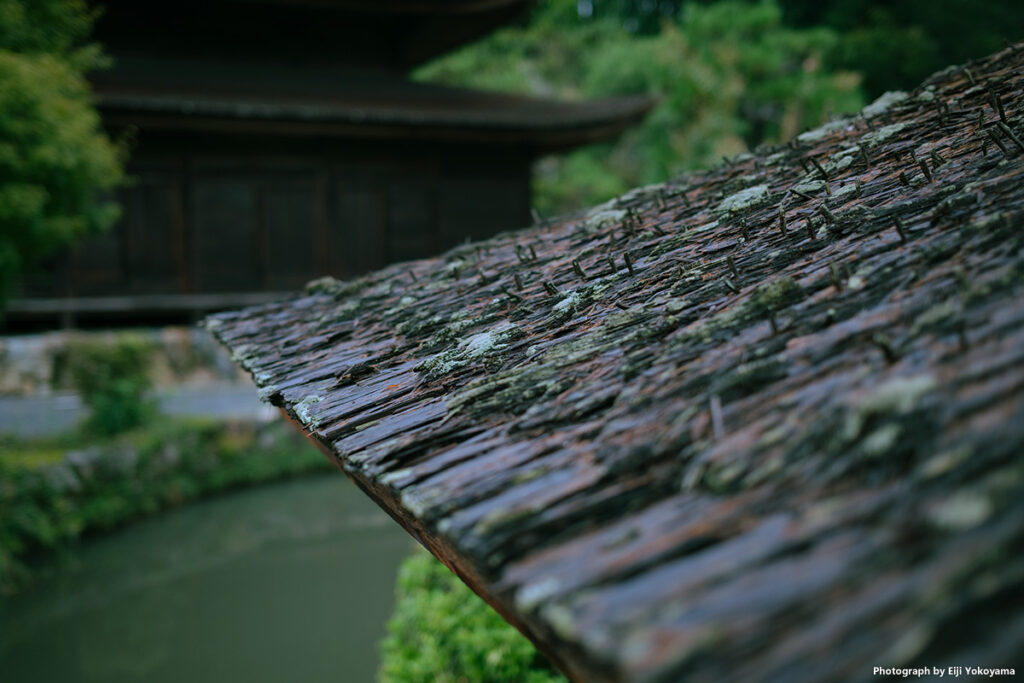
{"left": 380, "top": 549, "right": 566, "bottom": 683}
{"left": 0, "top": 0, "right": 122, "bottom": 310}
{"left": 64, "top": 336, "right": 155, "bottom": 435}
{"left": 417, "top": 0, "right": 862, "bottom": 214}
{"left": 779, "top": 0, "right": 1024, "bottom": 97}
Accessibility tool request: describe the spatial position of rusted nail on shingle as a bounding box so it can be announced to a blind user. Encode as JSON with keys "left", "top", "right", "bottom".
{"left": 727, "top": 255, "right": 739, "bottom": 279}
{"left": 624, "top": 252, "right": 636, "bottom": 276}
{"left": 514, "top": 272, "right": 524, "bottom": 291}
{"left": 798, "top": 158, "right": 810, "bottom": 174}
{"left": 930, "top": 150, "right": 947, "bottom": 167}
{"left": 830, "top": 263, "right": 844, "bottom": 291}
{"left": 768, "top": 314, "right": 779, "bottom": 336}
{"left": 918, "top": 158, "right": 934, "bottom": 182}
{"left": 806, "top": 218, "right": 817, "bottom": 241}
{"left": 710, "top": 394, "right": 725, "bottom": 441}
{"left": 964, "top": 67, "right": 976, "bottom": 85}
{"left": 657, "top": 190, "right": 667, "bottom": 209}
{"left": 651, "top": 223, "right": 666, "bottom": 236}
{"left": 811, "top": 157, "right": 829, "bottom": 180}
{"left": 572, "top": 259, "right": 588, "bottom": 280}
{"left": 893, "top": 217, "right": 907, "bottom": 243}
{"left": 543, "top": 280, "right": 560, "bottom": 297}
{"left": 723, "top": 277, "right": 739, "bottom": 294}
{"left": 871, "top": 333, "right": 900, "bottom": 364}
{"left": 779, "top": 207, "right": 788, "bottom": 236}
{"left": 675, "top": 264, "right": 684, "bottom": 279}
{"left": 606, "top": 255, "right": 617, "bottom": 273}
{"left": 529, "top": 244, "right": 538, "bottom": 261}
{"left": 818, "top": 204, "right": 836, "bottom": 224}
{"left": 408, "top": 270, "right": 417, "bottom": 283}
{"left": 988, "top": 87, "right": 1008, "bottom": 125}
{"left": 741, "top": 218, "right": 751, "bottom": 240}
{"left": 515, "top": 245, "right": 529, "bottom": 264}
{"left": 986, "top": 127, "right": 1011, "bottom": 156}
{"left": 859, "top": 146, "right": 871, "bottom": 168}
{"left": 899, "top": 171, "right": 911, "bottom": 187}
{"left": 501, "top": 286, "right": 524, "bottom": 303}
{"left": 997, "top": 122, "right": 1024, "bottom": 152}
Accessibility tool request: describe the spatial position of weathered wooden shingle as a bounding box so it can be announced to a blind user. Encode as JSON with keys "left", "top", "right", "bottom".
{"left": 208, "top": 44, "right": 1024, "bottom": 682}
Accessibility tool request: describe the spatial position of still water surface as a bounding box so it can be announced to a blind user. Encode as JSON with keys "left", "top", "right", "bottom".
{"left": 0, "top": 475, "right": 413, "bottom": 683}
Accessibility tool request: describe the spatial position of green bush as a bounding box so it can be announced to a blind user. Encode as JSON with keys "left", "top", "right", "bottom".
{"left": 65, "top": 336, "right": 155, "bottom": 435}
{"left": 380, "top": 549, "right": 566, "bottom": 683}
{"left": 0, "top": 0, "right": 123, "bottom": 310}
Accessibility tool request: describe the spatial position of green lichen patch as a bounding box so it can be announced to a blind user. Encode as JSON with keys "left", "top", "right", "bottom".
{"left": 293, "top": 394, "right": 323, "bottom": 427}
{"left": 750, "top": 277, "right": 804, "bottom": 314}
{"left": 416, "top": 322, "right": 525, "bottom": 380}
{"left": 716, "top": 185, "right": 771, "bottom": 215}
{"left": 861, "top": 90, "right": 909, "bottom": 118}
{"left": 861, "top": 121, "right": 912, "bottom": 147}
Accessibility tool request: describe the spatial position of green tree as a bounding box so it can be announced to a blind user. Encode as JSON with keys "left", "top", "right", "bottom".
{"left": 416, "top": 0, "right": 862, "bottom": 214}
{"left": 778, "top": 0, "right": 1024, "bottom": 98}
{"left": 0, "top": 0, "right": 123, "bottom": 311}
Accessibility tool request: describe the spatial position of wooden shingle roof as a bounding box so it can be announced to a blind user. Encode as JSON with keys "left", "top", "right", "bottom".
{"left": 207, "top": 44, "right": 1024, "bottom": 682}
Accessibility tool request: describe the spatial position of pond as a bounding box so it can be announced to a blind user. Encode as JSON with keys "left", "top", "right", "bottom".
{"left": 0, "top": 475, "right": 414, "bottom": 683}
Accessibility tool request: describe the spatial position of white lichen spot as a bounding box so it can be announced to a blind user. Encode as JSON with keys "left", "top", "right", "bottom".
{"left": 862, "top": 90, "right": 909, "bottom": 118}
{"left": 304, "top": 275, "right": 342, "bottom": 295}
{"left": 844, "top": 374, "right": 937, "bottom": 440}
{"left": 256, "top": 384, "right": 279, "bottom": 403}
{"left": 614, "top": 182, "right": 669, "bottom": 206}
{"left": 919, "top": 447, "right": 972, "bottom": 478}
{"left": 540, "top": 604, "right": 579, "bottom": 641}
{"left": 928, "top": 492, "right": 992, "bottom": 531}
{"left": 847, "top": 275, "right": 866, "bottom": 290}
{"left": 717, "top": 184, "right": 770, "bottom": 214}
{"left": 860, "top": 423, "right": 903, "bottom": 458}
{"left": 293, "top": 395, "right": 322, "bottom": 427}
{"left": 796, "top": 119, "right": 848, "bottom": 143}
{"left": 795, "top": 179, "right": 826, "bottom": 195}
{"left": 400, "top": 488, "right": 430, "bottom": 519}
{"left": 579, "top": 208, "right": 627, "bottom": 234}
{"left": 832, "top": 183, "right": 859, "bottom": 201}
{"left": 862, "top": 121, "right": 912, "bottom": 147}
{"left": 553, "top": 290, "right": 583, "bottom": 317}
{"left": 826, "top": 154, "right": 855, "bottom": 174}
{"left": 694, "top": 220, "right": 720, "bottom": 233}
{"left": 516, "top": 578, "right": 562, "bottom": 613}
{"left": 416, "top": 321, "right": 524, "bottom": 379}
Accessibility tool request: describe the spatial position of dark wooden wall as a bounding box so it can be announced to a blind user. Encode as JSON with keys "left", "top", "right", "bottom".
{"left": 13, "top": 133, "right": 531, "bottom": 324}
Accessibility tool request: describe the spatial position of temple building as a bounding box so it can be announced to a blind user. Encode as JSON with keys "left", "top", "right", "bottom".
{"left": 7, "top": 0, "right": 650, "bottom": 329}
